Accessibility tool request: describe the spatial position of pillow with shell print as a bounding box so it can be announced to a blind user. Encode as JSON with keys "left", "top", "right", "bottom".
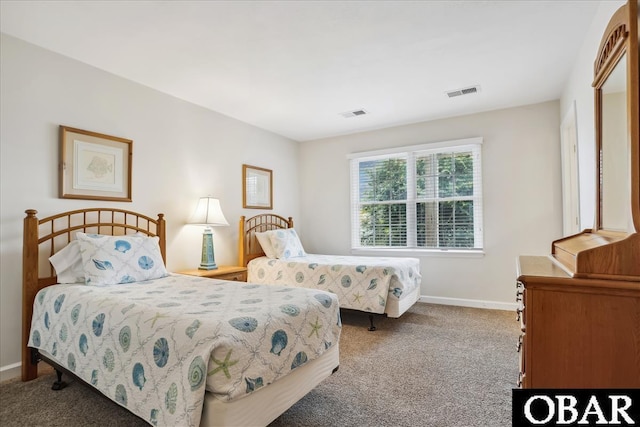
{"left": 76, "top": 232, "right": 168, "bottom": 285}
{"left": 268, "top": 228, "right": 306, "bottom": 259}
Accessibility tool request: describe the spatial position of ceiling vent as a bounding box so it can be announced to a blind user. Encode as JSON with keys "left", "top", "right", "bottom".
{"left": 446, "top": 85, "right": 480, "bottom": 98}
{"left": 340, "top": 109, "right": 369, "bottom": 118}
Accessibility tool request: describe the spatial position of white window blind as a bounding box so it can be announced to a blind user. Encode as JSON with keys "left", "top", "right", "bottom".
{"left": 349, "top": 137, "right": 483, "bottom": 252}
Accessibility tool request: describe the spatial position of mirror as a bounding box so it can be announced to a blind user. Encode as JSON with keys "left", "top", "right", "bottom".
{"left": 600, "top": 53, "right": 630, "bottom": 231}
{"left": 550, "top": 0, "right": 639, "bottom": 280}
{"left": 593, "top": 0, "right": 639, "bottom": 234}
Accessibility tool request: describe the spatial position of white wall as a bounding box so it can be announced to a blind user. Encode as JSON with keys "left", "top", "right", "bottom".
{"left": 560, "top": 0, "right": 626, "bottom": 230}
{"left": 0, "top": 34, "right": 300, "bottom": 379}
{"left": 298, "top": 101, "right": 563, "bottom": 306}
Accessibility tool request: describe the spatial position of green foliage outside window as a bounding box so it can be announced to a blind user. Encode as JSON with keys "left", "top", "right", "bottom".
{"left": 358, "top": 158, "right": 407, "bottom": 246}
{"left": 358, "top": 152, "right": 476, "bottom": 248}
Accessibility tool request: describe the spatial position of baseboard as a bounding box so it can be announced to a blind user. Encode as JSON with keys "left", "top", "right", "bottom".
{"left": 419, "top": 295, "right": 517, "bottom": 311}
{"left": 0, "top": 362, "right": 21, "bottom": 382}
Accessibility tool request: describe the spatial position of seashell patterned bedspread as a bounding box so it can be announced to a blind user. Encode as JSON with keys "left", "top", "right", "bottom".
{"left": 248, "top": 254, "right": 422, "bottom": 314}
{"left": 28, "top": 274, "right": 341, "bottom": 426}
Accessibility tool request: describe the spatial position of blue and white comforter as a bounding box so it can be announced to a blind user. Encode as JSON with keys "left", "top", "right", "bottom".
{"left": 248, "top": 254, "right": 421, "bottom": 314}
{"left": 28, "top": 274, "right": 341, "bottom": 426}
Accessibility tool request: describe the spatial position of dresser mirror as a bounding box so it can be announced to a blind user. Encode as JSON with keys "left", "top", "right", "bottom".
{"left": 599, "top": 53, "right": 629, "bottom": 231}
{"left": 550, "top": 0, "right": 639, "bottom": 280}
{"left": 593, "top": 0, "right": 639, "bottom": 233}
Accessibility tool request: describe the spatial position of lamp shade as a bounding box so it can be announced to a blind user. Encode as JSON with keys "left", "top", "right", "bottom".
{"left": 188, "top": 197, "right": 229, "bottom": 226}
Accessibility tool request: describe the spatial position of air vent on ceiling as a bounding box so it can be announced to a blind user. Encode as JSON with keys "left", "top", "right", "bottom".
{"left": 340, "top": 109, "right": 369, "bottom": 118}
{"left": 446, "top": 85, "right": 480, "bottom": 98}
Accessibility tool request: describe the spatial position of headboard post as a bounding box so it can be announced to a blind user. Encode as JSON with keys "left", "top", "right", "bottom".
{"left": 238, "top": 216, "right": 246, "bottom": 267}
{"left": 22, "top": 209, "right": 39, "bottom": 381}
{"left": 157, "top": 213, "right": 166, "bottom": 264}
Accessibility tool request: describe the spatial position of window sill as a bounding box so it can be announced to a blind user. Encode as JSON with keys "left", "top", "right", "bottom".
{"left": 350, "top": 248, "right": 485, "bottom": 258}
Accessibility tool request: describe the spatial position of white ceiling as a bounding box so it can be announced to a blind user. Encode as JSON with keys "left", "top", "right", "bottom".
{"left": 1, "top": 1, "right": 602, "bottom": 142}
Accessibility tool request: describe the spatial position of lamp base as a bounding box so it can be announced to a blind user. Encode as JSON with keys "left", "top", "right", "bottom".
{"left": 198, "top": 227, "right": 218, "bottom": 270}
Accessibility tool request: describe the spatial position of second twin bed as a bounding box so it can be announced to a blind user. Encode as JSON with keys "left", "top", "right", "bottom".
{"left": 239, "top": 214, "right": 422, "bottom": 321}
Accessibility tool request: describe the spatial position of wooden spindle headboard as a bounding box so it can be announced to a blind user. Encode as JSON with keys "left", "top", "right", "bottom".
{"left": 22, "top": 208, "right": 166, "bottom": 381}
{"left": 238, "top": 214, "right": 293, "bottom": 267}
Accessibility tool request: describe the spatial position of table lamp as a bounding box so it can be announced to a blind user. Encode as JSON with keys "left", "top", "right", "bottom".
{"left": 188, "top": 197, "right": 229, "bottom": 270}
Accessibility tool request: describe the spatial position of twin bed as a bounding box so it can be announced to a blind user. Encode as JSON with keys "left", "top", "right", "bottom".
{"left": 238, "top": 214, "right": 422, "bottom": 324}
{"left": 21, "top": 208, "right": 341, "bottom": 427}
{"left": 21, "top": 209, "right": 422, "bottom": 426}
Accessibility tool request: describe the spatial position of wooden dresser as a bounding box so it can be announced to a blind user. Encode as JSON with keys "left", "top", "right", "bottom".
{"left": 516, "top": 255, "right": 640, "bottom": 388}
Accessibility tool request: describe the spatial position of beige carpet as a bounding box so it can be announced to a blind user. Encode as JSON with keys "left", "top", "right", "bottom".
{"left": 0, "top": 303, "right": 520, "bottom": 426}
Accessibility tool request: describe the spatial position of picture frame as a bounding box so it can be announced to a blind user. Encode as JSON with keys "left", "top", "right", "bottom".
{"left": 59, "top": 125, "right": 132, "bottom": 202}
{"left": 243, "top": 164, "right": 272, "bottom": 209}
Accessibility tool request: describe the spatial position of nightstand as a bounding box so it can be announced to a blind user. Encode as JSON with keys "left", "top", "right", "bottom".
{"left": 177, "top": 266, "right": 247, "bottom": 282}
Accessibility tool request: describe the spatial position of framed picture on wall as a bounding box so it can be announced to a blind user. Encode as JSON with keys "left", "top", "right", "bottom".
{"left": 59, "top": 125, "right": 132, "bottom": 202}
{"left": 243, "top": 164, "right": 272, "bottom": 209}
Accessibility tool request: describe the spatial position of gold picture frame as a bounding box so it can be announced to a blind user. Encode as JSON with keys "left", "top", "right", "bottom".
{"left": 243, "top": 164, "right": 272, "bottom": 209}
{"left": 59, "top": 125, "right": 132, "bottom": 202}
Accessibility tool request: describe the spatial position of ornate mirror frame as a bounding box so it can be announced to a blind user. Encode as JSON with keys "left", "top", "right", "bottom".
{"left": 593, "top": 0, "right": 639, "bottom": 233}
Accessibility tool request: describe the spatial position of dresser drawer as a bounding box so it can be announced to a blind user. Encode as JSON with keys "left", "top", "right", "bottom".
{"left": 177, "top": 266, "right": 248, "bottom": 282}
{"left": 215, "top": 271, "right": 247, "bottom": 282}
{"left": 517, "top": 332, "right": 527, "bottom": 388}
{"left": 515, "top": 280, "right": 525, "bottom": 331}
{"left": 516, "top": 280, "right": 527, "bottom": 388}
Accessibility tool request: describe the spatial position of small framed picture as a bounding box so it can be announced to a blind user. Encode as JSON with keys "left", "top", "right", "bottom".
{"left": 59, "top": 126, "right": 132, "bottom": 202}
{"left": 243, "top": 164, "right": 272, "bottom": 209}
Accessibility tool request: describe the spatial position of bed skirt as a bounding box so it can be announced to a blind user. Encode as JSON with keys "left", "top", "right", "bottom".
{"left": 200, "top": 343, "right": 339, "bottom": 426}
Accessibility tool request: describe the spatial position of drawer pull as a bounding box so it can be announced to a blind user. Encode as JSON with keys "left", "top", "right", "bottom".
{"left": 516, "top": 307, "right": 523, "bottom": 322}
{"left": 517, "top": 371, "right": 523, "bottom": 388}
{"left": 515, "top": 281, "right": 524, "bottom": 302}
{"left": 517, "top": 334, "right": 523, "bottom": 352}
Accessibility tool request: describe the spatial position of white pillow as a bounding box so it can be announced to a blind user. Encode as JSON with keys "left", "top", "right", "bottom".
{"left": 49, "top": 241, "right": 85, "bottom": 284}
{"left": 268, "top": 228, "right": 306, "bottom": 259}
{"left": 255, "top": 231, "right": 279, "bottom": 259}
{"left": 76, "top": 232, "right": 168, "bottom": 285}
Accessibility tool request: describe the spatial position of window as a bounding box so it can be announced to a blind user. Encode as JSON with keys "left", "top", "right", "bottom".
{"left": 349, "top": 137, "right": 483, "bottom": 252}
